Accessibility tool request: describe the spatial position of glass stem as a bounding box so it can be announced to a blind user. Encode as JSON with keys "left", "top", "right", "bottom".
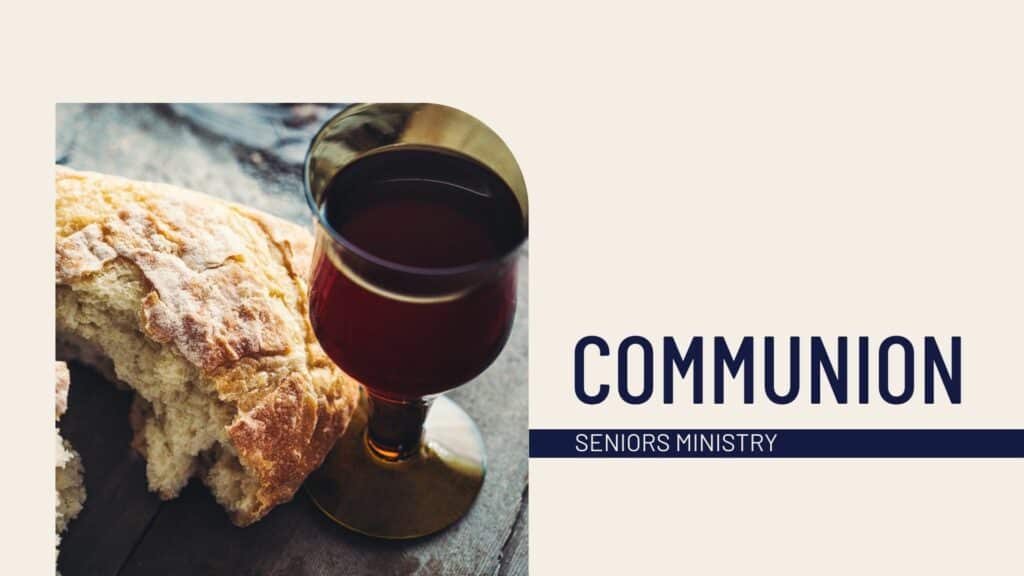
{"left": 366, "top": 393, "right": 432, "bottom": 461}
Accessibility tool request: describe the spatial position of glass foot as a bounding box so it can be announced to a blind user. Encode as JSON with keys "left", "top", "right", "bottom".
{"left": 305, "top": 394, "right": 486, "bottom": 539}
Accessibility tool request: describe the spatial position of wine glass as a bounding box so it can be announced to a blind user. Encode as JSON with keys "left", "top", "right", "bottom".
{"left": 303, "top": 103, "right": 528, "bottom": 539}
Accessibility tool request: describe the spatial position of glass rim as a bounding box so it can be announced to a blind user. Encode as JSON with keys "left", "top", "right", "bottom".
{"left": 303, "top": 119, "right": 527, "bottom": 278}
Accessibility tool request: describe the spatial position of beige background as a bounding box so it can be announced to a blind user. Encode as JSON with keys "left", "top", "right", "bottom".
{"left": 5, "top": 1, "right": 1024, "bottom": 574}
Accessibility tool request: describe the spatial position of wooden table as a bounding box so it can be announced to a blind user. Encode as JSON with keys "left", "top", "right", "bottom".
{"left": 56, "top": 104, "right": 529, "bottom": 576}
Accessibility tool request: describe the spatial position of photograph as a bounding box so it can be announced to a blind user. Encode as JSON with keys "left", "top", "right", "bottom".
{"left": 54, "top": 103, "right": 528, "bottom": 575}
{"left": 6, "top": 3, "right": 1021, "bottom": 574}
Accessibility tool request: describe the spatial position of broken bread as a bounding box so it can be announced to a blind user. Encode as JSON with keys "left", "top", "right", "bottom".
{"left": 55, "top": 166, "right": 359, "bottom": 525}
{"left": 55, "top": 361, "right": 84, "bottom": 562}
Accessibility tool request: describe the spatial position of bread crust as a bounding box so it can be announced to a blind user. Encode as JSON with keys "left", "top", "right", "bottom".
{"left": 55, "top": 166, "right": 358, "bottom": 525}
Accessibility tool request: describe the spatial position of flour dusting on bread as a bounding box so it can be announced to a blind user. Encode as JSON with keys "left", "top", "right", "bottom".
{"left": 55, "top": 167, "right": 358, "bottom": 525}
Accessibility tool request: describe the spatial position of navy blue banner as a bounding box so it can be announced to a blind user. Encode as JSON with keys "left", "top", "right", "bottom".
{"left": 530, "top": 429, "right": 1024, "bottom": 458}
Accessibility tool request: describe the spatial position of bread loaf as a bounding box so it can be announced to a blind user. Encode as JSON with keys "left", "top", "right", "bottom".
{"left": 55, "top": 167, "right": 358, "bottom": 525}
{"left": 55, "top": 361, "right": 84, "bottom": 565}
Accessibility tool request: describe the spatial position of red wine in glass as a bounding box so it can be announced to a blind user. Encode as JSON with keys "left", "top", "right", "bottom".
{"left": 303, "top": 104, "right": 528, "bottom": 539}
{"left": 308, "top": 148, "right": 526, "bottom": 401}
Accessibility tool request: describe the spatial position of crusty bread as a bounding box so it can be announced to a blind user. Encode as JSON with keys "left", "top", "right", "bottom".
{"left": 55, "top": 361, "right": 84, "bottom": 564}
{"left": 55, "top": 167, "right": 359, "bottom": 525}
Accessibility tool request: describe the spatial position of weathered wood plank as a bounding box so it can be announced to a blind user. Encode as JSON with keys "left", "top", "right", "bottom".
{"left": 56, "top": 364, "right": 163, "bottom": 576}
{"left": 497, "top": 488, "right": 529, "bottom": 576}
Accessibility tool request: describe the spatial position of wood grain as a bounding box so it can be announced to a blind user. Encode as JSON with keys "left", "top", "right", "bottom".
{"left": 56, "top": 365, "right": 162, "bottom": 576}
